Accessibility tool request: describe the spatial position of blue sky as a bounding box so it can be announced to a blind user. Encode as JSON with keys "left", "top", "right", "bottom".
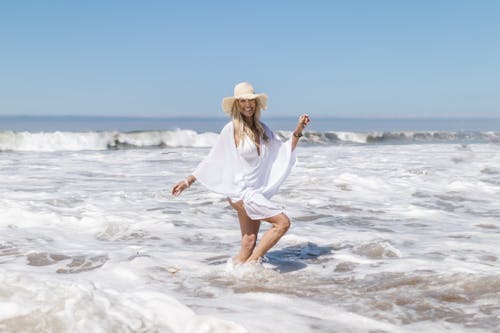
{"left": 1, "top": 0, "right": 499, "bottom": 118}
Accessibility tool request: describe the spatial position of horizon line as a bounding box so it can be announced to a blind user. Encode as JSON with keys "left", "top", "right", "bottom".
{"left": 1, "top": 114, "right": 500, "bottom": 120}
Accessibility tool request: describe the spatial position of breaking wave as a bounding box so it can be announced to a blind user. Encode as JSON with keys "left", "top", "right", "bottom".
{"left": 0, "top": 130, "right": 218, "bottom": 152}
{"left": 1, "top": 130, "right": 498, "bottom": 152}
{"left": 277, "top": 130, "right": 500, "bottom": 145}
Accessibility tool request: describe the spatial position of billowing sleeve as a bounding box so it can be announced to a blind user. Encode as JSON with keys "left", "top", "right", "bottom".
{"left": 262, "top": 124, "right": 297, "bottom": 198}
{"left": 192, "top": 122, "right": 243, "bottom": 197}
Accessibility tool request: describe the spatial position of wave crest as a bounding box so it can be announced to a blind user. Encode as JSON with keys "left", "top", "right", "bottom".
{"left": 0, "top": 130, "right": 218, "bottom": 152}
{"left": 1, "top": 130, "right": 498, "bottom": 152}
{"left": 276, "top": 130, "right": 499, "bottom": 145}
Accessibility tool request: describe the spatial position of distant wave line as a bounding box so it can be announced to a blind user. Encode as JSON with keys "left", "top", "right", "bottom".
{"left": 0, "top": 129, "right": 498, "bottom": 152}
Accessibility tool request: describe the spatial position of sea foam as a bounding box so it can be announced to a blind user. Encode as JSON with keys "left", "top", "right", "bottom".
{"left": 1, "top": 137, "right": 500, "bottom": 332}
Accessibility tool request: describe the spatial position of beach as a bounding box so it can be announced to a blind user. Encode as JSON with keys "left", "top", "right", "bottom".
{"left": 1, "top": 117, "right": 500, "bottom": 332}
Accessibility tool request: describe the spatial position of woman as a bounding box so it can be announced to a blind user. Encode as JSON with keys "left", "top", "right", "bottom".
{"left": 172, "top": 82, "right": 310, "bottom": 264}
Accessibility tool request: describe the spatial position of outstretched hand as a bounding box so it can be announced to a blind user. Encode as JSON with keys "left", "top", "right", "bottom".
{"left": 291, "top": 114, "right": 310, "bottom": 151}
{"left": 171, "top": 180, "right": 188, "bottom": 196}
{"left": 295, "top": 114, "right": 311, "bottom": 134}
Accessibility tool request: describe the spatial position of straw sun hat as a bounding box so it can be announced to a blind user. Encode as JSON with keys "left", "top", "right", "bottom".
{"left": 221, "top": 82, "right": 268, "bottom": 113}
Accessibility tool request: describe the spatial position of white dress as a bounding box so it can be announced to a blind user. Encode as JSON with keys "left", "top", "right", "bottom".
{"left": 192, "top": 121, "right": 296, "bottom": 220}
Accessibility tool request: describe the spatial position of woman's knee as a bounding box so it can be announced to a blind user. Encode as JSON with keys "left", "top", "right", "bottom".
{"left": 276, "top": 215, "right": 291, "bottom": 233}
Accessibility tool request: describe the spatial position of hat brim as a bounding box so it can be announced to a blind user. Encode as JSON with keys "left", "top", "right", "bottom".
{"left": 222, "top": 93, "right": 268, "bottom": 114}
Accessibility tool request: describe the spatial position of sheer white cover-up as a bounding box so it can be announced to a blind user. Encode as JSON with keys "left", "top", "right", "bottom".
{"left": 193, "top": 121, "right": 296, "bottom": 220}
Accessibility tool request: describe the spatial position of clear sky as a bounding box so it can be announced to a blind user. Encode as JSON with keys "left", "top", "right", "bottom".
{"left": 1, "top": 0, "right": 499, "bottom": 118}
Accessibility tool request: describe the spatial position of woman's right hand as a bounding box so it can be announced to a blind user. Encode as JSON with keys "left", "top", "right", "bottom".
{"left": 171, "top": 180, "right": 189, "bottom": 196}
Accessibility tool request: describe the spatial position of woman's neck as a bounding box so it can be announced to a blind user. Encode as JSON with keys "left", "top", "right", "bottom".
{"left": 242, "top": 116, "right": 255, "bottom": 129}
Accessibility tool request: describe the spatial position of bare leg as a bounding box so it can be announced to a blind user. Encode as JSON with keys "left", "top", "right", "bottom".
{"left": 228, "top": 200, "right": 261, "bottom": 263}
{"left": 245, "top": 213, "right": 290, "bottom": 263}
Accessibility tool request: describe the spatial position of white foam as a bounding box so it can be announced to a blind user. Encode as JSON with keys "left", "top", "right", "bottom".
{"left": 0, "top": 131, "right": 114, "bottom": 151}
{"left": 1, "top": 143, "right": 500, "bottom": 331}
{"left": 0, "top": 130, "right": 218, "bottom": 151}
{"left": 0, "top": 270, "right": 245, "bottom": 333}
{"left": 335, "top": 131, "right": 370, "bottom": 143}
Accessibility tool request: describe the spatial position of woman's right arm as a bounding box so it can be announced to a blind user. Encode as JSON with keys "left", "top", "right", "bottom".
{"left": 171, "top": 121, "right": 233, "bottom": 197}
{"left": 171, "top": 175, "right": 197, "bottom": 196}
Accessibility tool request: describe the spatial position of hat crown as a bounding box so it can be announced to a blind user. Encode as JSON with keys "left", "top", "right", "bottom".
{"left": 234, "top": 82, "right": 255, "bottom": 98}
{"left": 221, "top": 81, "right": 267, "bottom": 113}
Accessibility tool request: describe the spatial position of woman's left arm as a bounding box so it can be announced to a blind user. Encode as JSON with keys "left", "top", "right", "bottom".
{"left": 291, "top": 114, "right": 310, "bottom": 151}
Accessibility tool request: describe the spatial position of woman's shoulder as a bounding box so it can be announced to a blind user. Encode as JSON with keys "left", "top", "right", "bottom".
{"left": 259, "top": 121, "right": 274, "bottom": 136}
{"left": 216, "top": 121, "right": 235, "bottom": 142}
{"left": 220, "top": 121, "right": 234, "bottom": 133}
{"left": 259, "top": 121, "right": 269, "bottom": 130}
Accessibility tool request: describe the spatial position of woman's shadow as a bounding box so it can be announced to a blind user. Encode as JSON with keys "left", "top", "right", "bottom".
{"left": 264, "top": 242, "right": 332, "bottom": 273}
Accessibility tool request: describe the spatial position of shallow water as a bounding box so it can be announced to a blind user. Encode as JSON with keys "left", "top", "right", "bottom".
{"left": 1, "top": 141, "right": 500, "bottom": 332}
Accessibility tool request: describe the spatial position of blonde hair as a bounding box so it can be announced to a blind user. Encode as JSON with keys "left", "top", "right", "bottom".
{"left": 230, "top": 99, "right": 269, "bottom": 147}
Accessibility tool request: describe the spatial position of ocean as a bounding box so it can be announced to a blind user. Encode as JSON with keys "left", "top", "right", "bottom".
{"left": 1, "top": 116, "right": 500, "bottom": 332}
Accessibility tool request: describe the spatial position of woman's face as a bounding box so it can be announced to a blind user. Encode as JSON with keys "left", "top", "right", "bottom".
{"left": 238, "top": 98, "right": 256, "bottom": 119}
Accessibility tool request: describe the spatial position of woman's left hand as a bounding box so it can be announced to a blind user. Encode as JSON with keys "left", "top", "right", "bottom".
{"left": 295, "top": 114, "right": 311, "bottom": 135}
